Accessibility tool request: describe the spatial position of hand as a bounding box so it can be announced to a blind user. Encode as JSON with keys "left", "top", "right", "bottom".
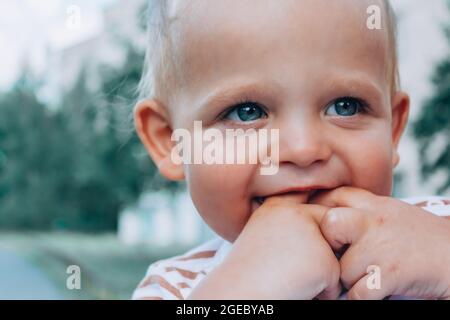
{"left": 310, "top": 186, "right": 450, "bottom": 300}
{"left": 189, "top": 195, "right": 341, "bottom": 300}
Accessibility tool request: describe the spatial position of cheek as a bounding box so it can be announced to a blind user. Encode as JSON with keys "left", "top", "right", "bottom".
{"left": 185, "top": 163, "right": 256, "bottom": 242}
{"left": 338, "top": 128, "right": 394, "bottom": 196}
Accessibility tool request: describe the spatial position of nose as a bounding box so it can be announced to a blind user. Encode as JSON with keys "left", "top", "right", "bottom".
{"left": 277, "top": 118, "right": 332, "bottom": 168}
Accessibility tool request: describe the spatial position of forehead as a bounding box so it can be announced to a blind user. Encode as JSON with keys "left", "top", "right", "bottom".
{"left": 170, "top": 0, "right": 389, "bottom": 101}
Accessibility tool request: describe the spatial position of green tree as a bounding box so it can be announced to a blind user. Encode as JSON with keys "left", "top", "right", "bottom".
{"left": 0, "top": 72, "right": 60, "bottom": 229}
{"left": 0, "top": 2, "right": 181, "bottom": 231}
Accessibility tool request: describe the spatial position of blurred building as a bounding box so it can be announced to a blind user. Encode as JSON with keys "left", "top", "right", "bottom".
{"left": 118, "top": 191, "right": 215, "bottom": 247}
{"left": 43, "top": 0, "right": 146, "bottom": 103}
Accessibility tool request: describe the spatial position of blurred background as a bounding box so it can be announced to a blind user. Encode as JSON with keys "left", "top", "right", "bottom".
{"left": 0, "top": 0, "right": 449, "bottom": 299}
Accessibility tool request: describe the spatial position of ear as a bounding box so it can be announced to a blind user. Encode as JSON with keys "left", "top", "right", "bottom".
{"left": 390, "top": 91, "right": 410, "bottom": 168}
{"left": 134, "top": 99, "right": 185, "bottom": 181}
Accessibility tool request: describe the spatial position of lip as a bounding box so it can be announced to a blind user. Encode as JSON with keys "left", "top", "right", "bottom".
{"left": 251, "top": 185, "right": 335, "bottom": 211}
{"left": 265, "top": 185, "right": 330, "bottom": 196}
{"left": 258, "top": 185, "right": 334, "bottom": 200}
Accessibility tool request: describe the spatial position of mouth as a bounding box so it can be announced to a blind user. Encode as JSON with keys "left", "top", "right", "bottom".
{"left": 251, "top": 188, "right": 326, "bottom": 211}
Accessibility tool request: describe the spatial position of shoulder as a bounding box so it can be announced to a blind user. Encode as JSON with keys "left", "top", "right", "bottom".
{"left": 399, "top": 195, "right": 450, "bottom": 217}
{"left": 132, "top": 237, "right": 231, "bottom": 300}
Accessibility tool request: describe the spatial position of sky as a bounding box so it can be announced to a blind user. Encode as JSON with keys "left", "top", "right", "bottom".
{"left": 0, "top": 0, "right": 115, "bottom": 89}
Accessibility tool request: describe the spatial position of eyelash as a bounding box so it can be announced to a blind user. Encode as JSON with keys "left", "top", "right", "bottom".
{"left": 217, "top": 96, "right": 372, "bottom": 121}
{"left": 327, "top": 97, "right": 372, "bottom": 115}
{"left": 218, "top": 99, "right": 268, "bottom": 121}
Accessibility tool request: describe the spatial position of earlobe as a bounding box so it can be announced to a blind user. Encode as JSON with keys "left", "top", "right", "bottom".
{"left": 134, "top": 99, "right": 185, "bottom": 181}
{"left": 390, "top": 91, "right": 410, "bottom": 168}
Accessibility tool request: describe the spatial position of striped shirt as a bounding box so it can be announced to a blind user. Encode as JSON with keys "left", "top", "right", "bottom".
{"left": 132, "top": 196, "right": 450, "bottom": 300}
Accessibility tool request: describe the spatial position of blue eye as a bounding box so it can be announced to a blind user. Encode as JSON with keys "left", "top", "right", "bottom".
{"left": 325, "top": 97, "right": 366, "bottom": 116}
{"left": 224, "top": 102, "right": 267, "bottom": 122}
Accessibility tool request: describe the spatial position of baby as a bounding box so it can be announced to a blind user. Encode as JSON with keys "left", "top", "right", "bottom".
{"left": 132, "top": 0, "right": 450, "bottom": 300}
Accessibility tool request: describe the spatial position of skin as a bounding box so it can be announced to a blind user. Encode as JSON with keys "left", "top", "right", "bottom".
{"left": 189, "top": 195, "right": 343, "bottom": 299}
{"left": 311, "top": 187, "right": 450, "bottom": 300}
{"left": 134, "top": 0, "right": 450, "bottom": 299}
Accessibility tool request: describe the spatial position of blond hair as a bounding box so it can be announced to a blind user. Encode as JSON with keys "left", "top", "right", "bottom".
{"left": 138, "top": 0, "right": 400, "bottom": 103}
{"left": 138, "top": 1, "right": 171, "bottom": 103}
{"left": 382, "top": 0, "right": 400, "bottom": 95}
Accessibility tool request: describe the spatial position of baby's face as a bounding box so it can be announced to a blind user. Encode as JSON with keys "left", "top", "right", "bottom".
{"left": 141, "top": 0, "right": 409, "bottom": 242}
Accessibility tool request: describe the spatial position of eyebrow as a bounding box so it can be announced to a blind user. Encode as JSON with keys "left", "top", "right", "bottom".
{"left": 196, "top": 80, "right": 282, "bottom": 114}
{"left": 324, "top": 74, "right": 385, "bottom": 104}
{"left": 194, "top": 74, "right": 386, "bottom": 117}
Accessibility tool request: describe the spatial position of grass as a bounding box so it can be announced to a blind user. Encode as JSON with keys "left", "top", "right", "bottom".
{"left": 0, "top": 232, "right": 193, "bottom": 299}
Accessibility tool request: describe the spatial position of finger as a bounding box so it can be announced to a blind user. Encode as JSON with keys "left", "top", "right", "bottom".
{"left": 268, "top": 192, "right": 319, "bottom": 205}
{"left": 346, "top": 266, "right": 393, "bottom": 300}
{"left": 316, "top": 279, "right": 343, "bottom": 300}
{"left": 339, "top": 243, "right": 374, "bottom": 289}
{"left": 315, "top": 256, "right": 343, "bottom": 300}
{"left": 298, "top": 204, "right": 331, "bottom": 225}
{"left": 310, "top": 186, "right": 378, "bottom": 211}
{"left": 320, "top": 207, "right": 368, "bottom": 252}
{"left": 265, "top": 195, "right": 330, "bottom": 224}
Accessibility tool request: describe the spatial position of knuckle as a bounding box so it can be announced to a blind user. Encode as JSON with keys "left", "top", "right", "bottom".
{"left": 321, "top": 208, "right": 341, "bottom": 230}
